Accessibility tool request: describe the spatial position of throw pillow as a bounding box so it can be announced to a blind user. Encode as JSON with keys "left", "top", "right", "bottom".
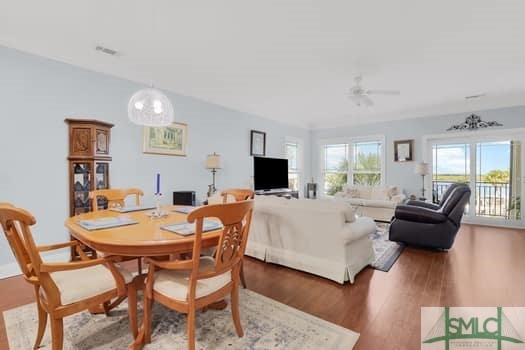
{"left": 387, "top": 186, "right": 401, "bottom": 199}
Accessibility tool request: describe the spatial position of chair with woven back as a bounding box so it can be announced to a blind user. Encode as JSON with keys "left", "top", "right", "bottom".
{"left": 0, "top": 203, "right": 133, "bottom": 350}
{"left": 220, "top": 188, "right": 254, "bottom": 288}
{"left": 137, "top": 200, "right": 254, "bottom": 350}
{"left": 88, "top": 188, "right": 145, "bottom": 271}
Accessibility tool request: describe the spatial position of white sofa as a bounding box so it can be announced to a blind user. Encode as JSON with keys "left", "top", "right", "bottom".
{"left": 246, "top": 195, "right": 376, "bottom": 284}
{"left": 334, "top": 185, "right": 405, "bottom": 222}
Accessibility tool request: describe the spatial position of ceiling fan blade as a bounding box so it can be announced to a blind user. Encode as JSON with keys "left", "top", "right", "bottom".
{"left": 366, "top": 89, "right": 400, "bottom": 95}
{"left": 360, "top": 95, "right": 374, "bottom": 106}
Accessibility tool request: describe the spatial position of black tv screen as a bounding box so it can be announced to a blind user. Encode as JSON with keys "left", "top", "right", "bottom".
{"left": 253, "top": 157, "right": 289, "bottom": 191}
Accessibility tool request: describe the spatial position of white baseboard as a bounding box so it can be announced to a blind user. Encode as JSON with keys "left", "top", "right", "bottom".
{"left": 0, "top": 251, "right": 70, "bottom": 279}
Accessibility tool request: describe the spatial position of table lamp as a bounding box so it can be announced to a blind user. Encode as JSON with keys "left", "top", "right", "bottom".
{"left": 414, "top": 162, "right": 431, "bottom": 200}
{"left": 206, "top": 152, "right": 223, "bottom": 197}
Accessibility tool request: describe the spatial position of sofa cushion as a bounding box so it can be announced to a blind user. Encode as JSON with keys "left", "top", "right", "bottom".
{"left": 361, "top": 199, "right": 397, "bottom": 208}
{"left": 153, "top": 256, "right": 231, "bottom": 301}
{"left": 357, "top": 186, "right": 371, "bottom": 199}
{"left": 347, "top": 198, "right": 364, "bottom": 206}
{"left": 370, "top": 187, "right": 389, "bottom": 200}
{"left": 51, "top": 264, "right": 132, "bottom": 305}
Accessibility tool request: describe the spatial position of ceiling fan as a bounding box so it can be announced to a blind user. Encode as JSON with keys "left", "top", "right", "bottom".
{"left": 348, "top": 76, "right": 400, "bottom": 107}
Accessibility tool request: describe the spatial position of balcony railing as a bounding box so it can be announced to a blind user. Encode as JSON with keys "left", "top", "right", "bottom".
{"left": 432, "top": 180, "right": 513, "bottom": 219}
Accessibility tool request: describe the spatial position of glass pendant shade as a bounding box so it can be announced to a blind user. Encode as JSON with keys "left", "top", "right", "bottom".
{"left": 128, "top": 88, "right": 174, "bottom": 127}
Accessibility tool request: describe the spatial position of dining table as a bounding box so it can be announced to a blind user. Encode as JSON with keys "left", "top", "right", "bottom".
{"left": 65, "top": 205, "right": 224, "bottom": 349}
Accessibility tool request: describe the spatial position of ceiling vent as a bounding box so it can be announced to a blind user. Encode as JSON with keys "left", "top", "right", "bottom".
{"left": 95, "top": 45, "right": 118, "bottom": 56}
{"left": 464, "top": 94, "right": 485, "bottom": 100}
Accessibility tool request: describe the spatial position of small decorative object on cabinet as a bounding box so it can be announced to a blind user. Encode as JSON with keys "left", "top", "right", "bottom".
{"left": 306, "top": 179, "right": 317, "bottom": 199}
{"left": 66, "top": 118, "right": 114, "bottom": 260}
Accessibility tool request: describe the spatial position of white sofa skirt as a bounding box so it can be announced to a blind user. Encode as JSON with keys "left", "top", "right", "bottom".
{"left": 245, "top": 196, "right": 377, "bottom": 284}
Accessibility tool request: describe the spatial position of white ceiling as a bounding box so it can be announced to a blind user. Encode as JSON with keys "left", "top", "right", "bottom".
{"left": 2, "top": 0, "right": 525, "bottom": 129}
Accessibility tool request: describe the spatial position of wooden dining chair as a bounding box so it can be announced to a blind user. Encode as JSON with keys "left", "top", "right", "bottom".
{"left": 139, "top": 200, "right": 254, "bottom": 350}
{"left": 221, "top": 188, "right": 255, "bottom": 203}
{"left": 88, "top": 188, "right": 144, "bottom": 211}
{"left": 0, "top": 203, "right": 133, "bottom": 350}
{"left": 220, "top": 188, "right": 254, "bottom": 288}
{"left": 88, "top": 188, "right": 145, "bottom": 272}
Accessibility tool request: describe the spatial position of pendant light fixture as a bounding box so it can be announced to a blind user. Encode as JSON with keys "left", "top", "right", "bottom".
{"left": 128, "top": 87, "right": 174, "bottom": 126}
{"left": 127, "top": 1, "right": 174, "bottom": 127}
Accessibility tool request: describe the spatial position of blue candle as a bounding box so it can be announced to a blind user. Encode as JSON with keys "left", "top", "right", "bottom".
{"left": 156, "top": 173, "right": 160, "bottom": 194}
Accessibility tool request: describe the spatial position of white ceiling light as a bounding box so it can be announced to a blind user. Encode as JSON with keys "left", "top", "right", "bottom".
{"left": 128, "top": 88, "right": 174, "bottom": 127}
{"left": 126, "top": 0, "right": 174, "bottom": 127}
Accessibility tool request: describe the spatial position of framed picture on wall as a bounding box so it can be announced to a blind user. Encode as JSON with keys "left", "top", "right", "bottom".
{"left": 394, "top": 139, "right": 414, "bottom": 162}
{"left": 143, "top": 122, "right": 188, "bottom": 156}
{"left": 250, "top": 130, "right": 266, "bottom": 156}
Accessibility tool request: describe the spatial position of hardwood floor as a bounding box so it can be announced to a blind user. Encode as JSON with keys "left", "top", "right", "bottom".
{"left": 0, "top": 224, "right": 523, "bottom": 349}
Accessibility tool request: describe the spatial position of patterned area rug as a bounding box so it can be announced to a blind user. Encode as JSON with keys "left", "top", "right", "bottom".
{"left": 369, "top": 224, "right": 405, "bottom": 272}
{"left": 4, "top": 289, "right": 359, "bottom": 350}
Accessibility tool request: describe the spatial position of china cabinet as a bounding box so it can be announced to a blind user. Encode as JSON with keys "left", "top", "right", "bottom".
{"left": 66, "top": 118, "right": 114, "bottom": 259}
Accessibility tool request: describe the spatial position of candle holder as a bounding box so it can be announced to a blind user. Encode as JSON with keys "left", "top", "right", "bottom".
{"left": 150, "top": 193, "right": 167, "bottom": 218}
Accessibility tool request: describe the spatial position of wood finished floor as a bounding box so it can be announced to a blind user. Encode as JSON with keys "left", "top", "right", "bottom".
{"left": 0, "top": 224, "right": 523, "bottom": 349}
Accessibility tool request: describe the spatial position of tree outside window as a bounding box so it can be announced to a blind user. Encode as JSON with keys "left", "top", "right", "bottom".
{"left": 322, "top": 140, "right": 383, "bottom": 195}
{"left": 323, "top": 144, "right": 348, "bottom": 195}
{"left": 352, "top": 141, "right": 382, "bottom": 186}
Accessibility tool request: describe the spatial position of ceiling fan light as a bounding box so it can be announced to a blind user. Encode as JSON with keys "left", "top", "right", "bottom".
{"left": 128, "top": 88, "right": 174, "bottom": 127}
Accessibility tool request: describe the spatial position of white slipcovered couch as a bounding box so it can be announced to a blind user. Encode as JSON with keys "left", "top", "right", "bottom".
{"left": 334, "top": 185, "right": 405, "bottom": 222}
{"left": 246, "top": 195, "right": 376, "bottom": 284}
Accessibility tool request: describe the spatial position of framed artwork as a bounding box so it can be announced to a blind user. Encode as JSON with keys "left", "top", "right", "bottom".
{"left": 143, "top": 122, "right": 188, "bottom": 156}
{"left": 250, "top": 130, "right": 266, "bottom": 156}
{"left": 394, "top": 139, "right": 414, "bottom": 162}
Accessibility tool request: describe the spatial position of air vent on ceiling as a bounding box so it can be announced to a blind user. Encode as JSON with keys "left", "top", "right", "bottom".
{"left": 95, "top": 45, "right": 119, "bottom": 56}
{"left": 464, "top": 94, "right": 485, "bottom": 100}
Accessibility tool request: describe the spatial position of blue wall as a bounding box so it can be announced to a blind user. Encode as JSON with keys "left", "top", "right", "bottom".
{"left": 0, "top": 46, "right": 310, "bottom": 266}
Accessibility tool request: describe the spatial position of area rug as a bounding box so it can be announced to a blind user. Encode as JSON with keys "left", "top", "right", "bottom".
{"left": 369, "top": 224, "right": 405, "bottom": 272}
{"left": 4, "top": 289, "right": 359, "bottom": 350}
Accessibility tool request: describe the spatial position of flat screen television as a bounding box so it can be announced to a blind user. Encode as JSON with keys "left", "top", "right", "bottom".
{"left": 253, "top": 156, "right": 289, "bottom": 191}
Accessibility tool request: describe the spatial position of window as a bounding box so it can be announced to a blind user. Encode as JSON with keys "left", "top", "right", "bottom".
{"left": 322, "top": 144, "right": 348, "bottom": 195}
{"left": 351, "top": 141, "right": 382, "bottom": 186}
{"left": 321, "top": 137, "right": 384, "bottom": 196}
{"left": 285, "top": 138, "right": 303, "bottom": 192}
{"left": 431, "top": 140, "right": 522, "bottom": 220}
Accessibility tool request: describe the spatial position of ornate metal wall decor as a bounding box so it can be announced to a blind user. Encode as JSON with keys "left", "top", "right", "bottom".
{"left": 447, "top": 114, "right": 503, "bottom": 131}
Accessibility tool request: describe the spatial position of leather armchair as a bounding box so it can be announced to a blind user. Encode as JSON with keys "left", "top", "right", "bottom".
{"left": 389, "top": 184, "right": 471, "bottom": 249}
{"left": 405, "top": 182, "right": 463, "bottom": 210}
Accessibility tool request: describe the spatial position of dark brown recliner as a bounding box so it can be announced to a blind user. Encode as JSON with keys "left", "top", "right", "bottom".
{"left": 389, "top": 184, "right": 471, "bottom": 249}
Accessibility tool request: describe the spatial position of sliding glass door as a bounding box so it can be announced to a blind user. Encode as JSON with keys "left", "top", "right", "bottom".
{"left": 428, "top": 131, "right": 524, "bottom": 226}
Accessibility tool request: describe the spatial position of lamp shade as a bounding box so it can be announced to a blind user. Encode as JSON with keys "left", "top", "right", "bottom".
{"left": 414, "top": 162, "right": 431, "bottom": 176}
{"left": 206, "top": 153, "right": 223, "bottom": 169}
{"left": 128, "top": 88, "right": 174, "bottom": 127}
